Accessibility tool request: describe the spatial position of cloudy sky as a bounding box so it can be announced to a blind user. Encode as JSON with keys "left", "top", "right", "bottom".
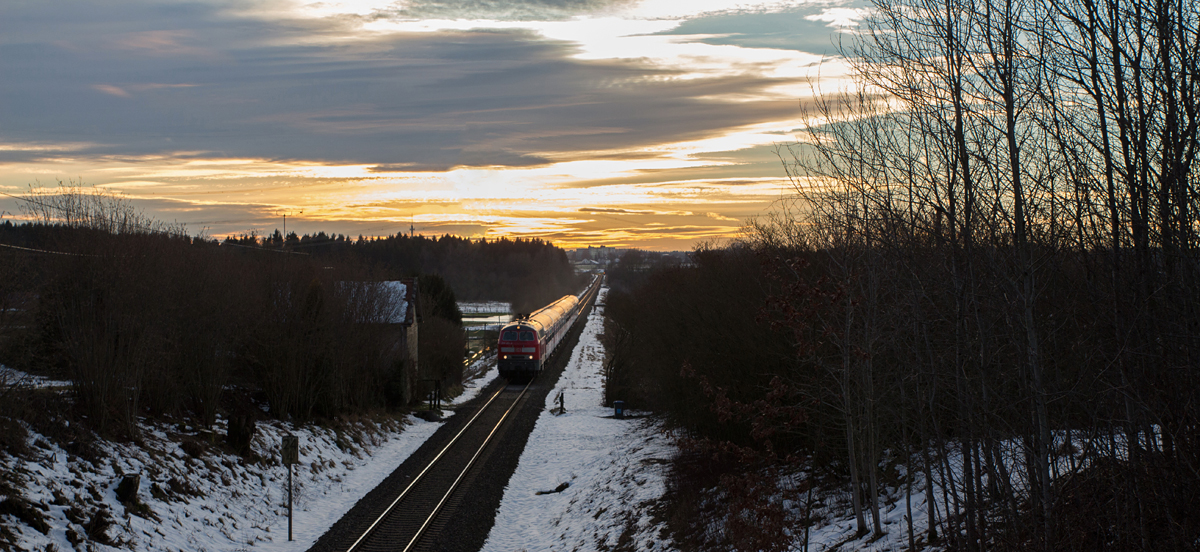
{"left": 0, "top": 0, "right": 864, "bottom": 250}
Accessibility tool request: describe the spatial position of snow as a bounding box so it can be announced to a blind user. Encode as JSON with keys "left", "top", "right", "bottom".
{"left": 339, "top": 281, "right": 409, "bottom": 323}
{"left": 0, "top": 365, "right": 70, "bottom": 389}
{"left": 800, "top": 472, "right": 939, "bottom": 552}
{"left": 459, "top": 301, "right": 511, "bottom": 314}
{"left": 1, "top": 413, "right": 443, "bottom": 552}
{"left": 376, "top": 281, "right": 409, "bottom": 323}
{"left": 0, "top": 352, "right": 500, "bottom": 552}
{"left": 481, "top": 288, "right": 675, "bottom": 552}
{"left": 450, "top": 360, "right": 499, "bottom": 410}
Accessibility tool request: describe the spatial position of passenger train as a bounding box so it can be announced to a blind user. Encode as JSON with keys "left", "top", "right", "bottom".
{"left": 497, "top": 275, "right": 602, "bottom": 380}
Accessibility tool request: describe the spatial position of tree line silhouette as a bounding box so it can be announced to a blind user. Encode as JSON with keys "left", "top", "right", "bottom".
{"left": 0, "top": 187, "right": 581, "bottom": 446}
{"left": 222, "top": 230, "right": 581, "bottom": 314}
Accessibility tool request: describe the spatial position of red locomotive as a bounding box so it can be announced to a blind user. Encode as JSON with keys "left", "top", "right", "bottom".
{"left": 497, "top": 276, "right": 601, "bottom": 380}
{"left": 497, "top": 295, "right": 578, "bottom": 380}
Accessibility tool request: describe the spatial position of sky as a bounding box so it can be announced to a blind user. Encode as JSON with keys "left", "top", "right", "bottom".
{"left": 0, "top": 0, "right": 865, "bottom": 250}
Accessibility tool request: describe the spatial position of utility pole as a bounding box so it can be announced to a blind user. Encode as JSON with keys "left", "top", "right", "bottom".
{"left": 279, "top": 210, "right": 302, "bottom": 248}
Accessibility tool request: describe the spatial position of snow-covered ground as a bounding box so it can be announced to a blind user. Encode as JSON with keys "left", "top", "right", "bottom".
{"left": 0, "top": 365, "right": 70, "bottom": 389}
{"left": 1, "top": 410, "right": 442, "bottom": 552}
{"left": 0, "top": 356, "right": 499, "bottom": 552}
{"left": 481, "top": 288, "right": 676, "bottom": 552}
{"left": 799, "top": 470, "right": 938, "bottom": 552}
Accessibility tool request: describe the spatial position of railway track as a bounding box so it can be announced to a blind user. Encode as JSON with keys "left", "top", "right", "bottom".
{"left": 343, "top": 380, "right": 533, "bottom": 552}
{"left": 310, "top": 277, "right": 602, "bottom": 552}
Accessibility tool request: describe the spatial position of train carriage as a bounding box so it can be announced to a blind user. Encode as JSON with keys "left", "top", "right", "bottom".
{"left": 497, "top": 275, "right": 601, "bottom": 380}
{"left": 497, "top": 295, "right": 578, "bottom": 380}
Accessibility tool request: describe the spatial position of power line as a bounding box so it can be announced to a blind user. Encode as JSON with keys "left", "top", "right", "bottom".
{"left": 0, "top": 242, "right": 102, "bottom": 257}
{"left": 0, "top": 237, "right": 315, "bottom": 258}
{"left": 0, "top": 190, "right": 58, "bottom": 211}
{"left": 219, "top": 241, "right": 310, "bottom": 255}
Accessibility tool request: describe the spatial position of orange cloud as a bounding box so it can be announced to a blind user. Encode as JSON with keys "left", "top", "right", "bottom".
{"left": 92, "top": 84, "right": 131, "bottom": 97}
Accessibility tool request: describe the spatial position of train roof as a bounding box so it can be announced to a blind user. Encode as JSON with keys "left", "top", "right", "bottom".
{"left": 501, "top": 294, "right": 578, "bottom": 334}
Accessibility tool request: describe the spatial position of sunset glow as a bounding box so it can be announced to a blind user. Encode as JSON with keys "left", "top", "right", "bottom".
{"left": 0, "top": 0, "right": 866, "bottom": 250}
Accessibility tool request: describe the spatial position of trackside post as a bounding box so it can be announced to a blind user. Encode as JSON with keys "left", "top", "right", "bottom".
{"left": 282, "top": 435, "right": 299, "bottom": 541}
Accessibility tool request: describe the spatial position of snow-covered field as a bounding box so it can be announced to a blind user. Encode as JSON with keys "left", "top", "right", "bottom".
{"left": 481, "top": 289, "right": 675, "bottom": 552}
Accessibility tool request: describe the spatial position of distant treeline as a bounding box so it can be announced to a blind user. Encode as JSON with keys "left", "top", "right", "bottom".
{"left": 222, "top": 230, "right": 582, "bottom": 313}
{"left": 0, "top": 189, "right": 579, "bottom": 441}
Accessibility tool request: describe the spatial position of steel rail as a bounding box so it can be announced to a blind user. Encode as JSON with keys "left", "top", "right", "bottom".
{"left": 344, "top": 381, "right": 526, "bottom": 552}
{"left": 345, "top": 277, "right": 599, "bottom": 552}
{"left": 399, "top": 380, "right": 532, "bottom": 552}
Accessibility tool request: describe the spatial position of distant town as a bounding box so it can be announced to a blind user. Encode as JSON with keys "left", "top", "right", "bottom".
{"left": 567, "top": 246, "right": 691, "bottom": 271}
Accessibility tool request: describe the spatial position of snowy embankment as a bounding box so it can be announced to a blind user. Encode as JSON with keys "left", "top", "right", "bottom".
{"left": 481, "top": 288, "right": 675, "bottom": 552}
{"left": 797, "top": 470, "right": 938, "bottom": 552}
{"left": 0, "top": 358, "right": 498, "bottom": 552}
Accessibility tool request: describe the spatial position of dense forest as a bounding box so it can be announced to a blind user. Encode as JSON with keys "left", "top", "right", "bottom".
{"left": 223, "top": 229, "right": 581, "bottom": 313}
{"left": 0, "top": 187, "right": 580, "bottom": 445}
{"left": 606, "top": 0, "right": 1200, "bottom": 550}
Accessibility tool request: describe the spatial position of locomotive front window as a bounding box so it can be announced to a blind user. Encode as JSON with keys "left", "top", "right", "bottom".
{"left": 519, "top": 331, "right": 536, "bottom": 341}
{"left": 502, "top": 330, "right": 518, "bottom": 341}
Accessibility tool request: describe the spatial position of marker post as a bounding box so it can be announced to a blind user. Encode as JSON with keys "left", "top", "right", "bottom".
{"left": 282, "top": 435, "right": 299, "bottom": 541}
